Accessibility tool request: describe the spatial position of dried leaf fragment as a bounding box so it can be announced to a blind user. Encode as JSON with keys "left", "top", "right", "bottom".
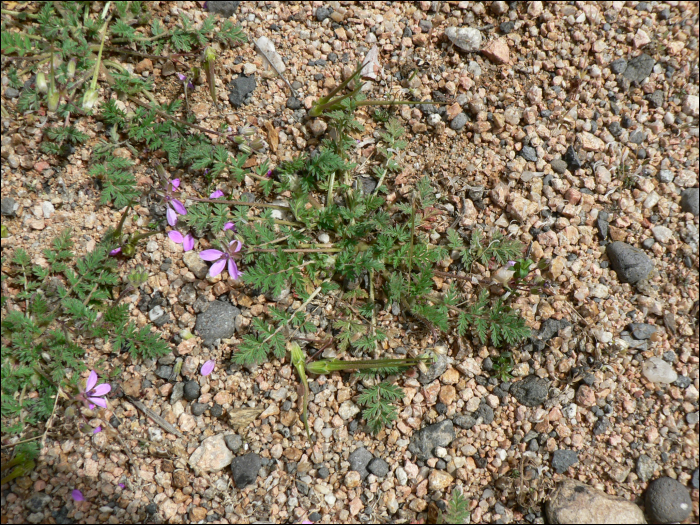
{"left": 227, "top": 407, "right": 263, "bottom": 430}
{"left": 264, "top": 120, "right": 279, "bottom": 152}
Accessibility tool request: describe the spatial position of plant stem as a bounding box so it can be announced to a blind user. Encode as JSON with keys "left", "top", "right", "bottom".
{"left": 326, "top": 171, "right": 335, "bottom": 207}
{"left": 188, "top": 196, "right": 288, "bottom": 210}
{"left": 261, "top": 282, "right": 326, "bottom": 346}
{"left": 249, "top": 247, "right": 341, "bottom": 254}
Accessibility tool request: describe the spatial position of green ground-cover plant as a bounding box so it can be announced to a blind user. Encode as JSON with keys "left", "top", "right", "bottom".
{"left": 440, "top": 488, "right": 471, "bottom": 524}
{"left": 1, "top": 229, "right": 170, "bottom": 438}
{"left": 1, "top": 0, "right": 543, "bottom": 452}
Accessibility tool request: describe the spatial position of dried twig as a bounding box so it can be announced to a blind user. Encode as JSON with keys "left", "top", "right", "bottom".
{"left": 125, "top": 395, "right": 185, "bottom": 438}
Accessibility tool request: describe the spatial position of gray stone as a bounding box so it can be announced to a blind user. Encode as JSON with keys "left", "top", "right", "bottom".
{"left": 148, "top": 305, "right": 165, "bottom": 322}
{"left": 610, "top": 59, "right": 628, "bottom": 75}
{"left": 692, "top": 468, "right": 699, "bottom": 490}
{"left": 628, "top": 323, "right": 657, "bottom": 340}
{"left": 315, "top": 7, "right": 332, "bottom": 22}
{"left": 546, "top": 479, "right": 646, "bottom": 524}
{"left": 623, "top": 54, "right": 654, "bottom": 83}
{"left": 205, "top": 1, "right": 240, "bottom": 17}
{"left": 551, "top": 158, "right": 568, "bottom": 174}
{"left": 419, "top": 353, "right": 449, "bottom": 384}
{"left": 658, "top": 170, "right": 674, "bottom": 183}
{"left": 230, "top": 453, "right": 261, "bottom": 488}
{"left": 475, "top": 403, "right": 494, "bottom": 425}
{"left": 408, "top": 420, "right": 455, "bottom": 461}
{"left": 178, "top": 283, "right": 197, "bottom": 305}
{"left": 536, "top": 318, "right": 572, "bottom": 343}
{"left": 646, "top": 90, "right": 664, "bottom": 109}
{"left": 183, "top": 251, "right": 209, "bottom": 279}
{"left": 636, "top": 454, "right": 656, "bottom": 482}
{"left": 183, "top": 380, "right": 200, "bottom": 401}
{"left": 228, "top": 75, "right": 256, "bottom": 107}
{"left": 224, "top": 434, "right": 243, "bottom": 453}
{"left": 510, "top": 376, "right": 549, "bottom": 407}
{"left": 628, "top": 131, "right": 646, "bottom": 144}
{"left": 564, "top": 145, "right": 582, "bottom": 171}
{"left": 445, "top": 27, "right": 482, "bottom": 52}
{"left": 520, "top": 145, "right": 538, "bottom": 162}
{"left": 170, "top": 382, "right": 184, "bottom": 403}
{"left": 195, "top": 301, "right": 241, "bottom": 346}
{"left": 155, "top": 365, "right": 173, "bottom": 380}
{"left": 593, "top": 417, "right": 609, "bottom": 435}
{"left": 1, "top": 197, "right": 18, "bottom": 216}
{"left": 551, "top": 449, "right": 579, "bottom": 474}
{"left": 608, "top": 121, "right": 623, "bottom": 137}
{"left": 450, "top": 112, "right": 468, "bottom": 131}
{"left": 606, "top": 241, "right": 654, "bottom": 283}
{"left": 645, "top": 477, "right": 692, "bottom": 523}
{"left": 367, "top": 457, "right": 389, "bottom": 477}
{"left": 191, "top": 402, "right": 208, "bottom": 416}
{"left": 597, "top": 217, "right": 609, "bottom": 240}
{"left": 286, "top": 96, "right": 302, "bottom": 110}
{"left": 25, "top": 493, "right": 52, "bottom": 513}
{"left": 453, "top": 414, "right": 477, "bottom": 429}
{"left": 349, "top": 447, "right": 373, "bottom": 479}
{"left": 680, "top": 187, "right": 699, "bottom": 216}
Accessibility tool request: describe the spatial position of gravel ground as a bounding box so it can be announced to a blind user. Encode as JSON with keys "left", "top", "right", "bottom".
{"left": 1, "top": 1, "right": 699, "bottom": 524}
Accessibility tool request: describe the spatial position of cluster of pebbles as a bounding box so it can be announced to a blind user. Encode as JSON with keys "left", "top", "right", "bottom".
{"left": 1, "top": 1, "right": 698, "bottom": 524}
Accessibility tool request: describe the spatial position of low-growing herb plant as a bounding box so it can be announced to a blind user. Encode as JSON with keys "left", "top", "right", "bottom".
{"left": 439, "top": 488, "right": 471, "bottom": 524}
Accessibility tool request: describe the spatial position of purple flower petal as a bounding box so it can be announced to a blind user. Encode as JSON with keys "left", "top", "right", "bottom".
{"left": 168, "top": 230, "right": 184, "bottom": 243}
{"left": 167, "top": 207, "right": 178, "bottom": 227}
{"left": 228, "top": 259, "right": 242, "bottom": 280}
{"left": 199, "top": 249, "right": 224, "bottom": 261}
{"left": 86, "top": 371, "right": 98, "bottom": 393}
{"left": 201, "top": 359, "right": 216, "bottom": 376}
{"left": 229, "top": 239, "right": 243, "bottom": 253}
{"left": 183, "top": 233, "right": 195, "bottom": 252}
{"left": 209, "top": 258, "right": 227, "bottom": 278}
{"left": 507, "top": 260, "right": 516, "bottom": 267}
{"left": 118, "top": 483, "right": 125, "bottom": 489}
{"left": 171, "top": 199, "right": 187, "bottom": 216}
{"left": 93, "top": 426, "right": 102, "bottom": 434}
{"left": 90, "top": 383, "right": 111, "bottom": 397}
{"left": 223, "top": 222, "right": 236, "bottom": 231}
{"left": 177, "top": 73, "right": 187, "bottom": 82}
{"left": 72, "top": 489, "right": 85, "bottom": 502}
{"left": 170, "top": 178, "right": 180, "bottom": 189}
{"left": 88, "top": 396, "right": 108, "bottom": 409}
{"left": 109, "top": 247, "right": 122, "bottom": 256}
{"left": 210, "top": 190, "right": 224, "bottom": 199}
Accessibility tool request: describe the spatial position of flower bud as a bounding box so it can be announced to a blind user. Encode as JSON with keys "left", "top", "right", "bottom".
{"left": 67, "top": 58, "right": 77, "bottom": 80}
{"left": 238, "top": 143, "right": 252, "bottom": 154}
{"left": 36, "top": 72, "right": 48, "bottom": 93}
{"left": 82, "top": 88, "right": 99, "bottom": 110}
{"left": 47, "top": 89, "right": 60, "bottom": 112}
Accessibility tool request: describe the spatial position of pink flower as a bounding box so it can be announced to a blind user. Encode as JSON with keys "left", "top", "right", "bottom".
{"left": 199, "top": 239, "right": 243, "bottom": 279}
{"left": 201, "top": 359, "right": 216, "bottom": 376}
{"left": 93, "top": 426, "right": 102, "bottom": 434}
{"left": 79, "top": 371, "right": 111, "bottom": 409}
{"left": 210, "top": 190, "right": 224, "bottom": 199}
{"left": 168, "top": 230, "right": 195, "bottom": 251}
{"left": 223, "top": 222, "right": 236, "bottom": 232}
{"left": 72, "top": 489, "right": 85, "bottom": 502}
{"left": 109, "top": 247, "right": 122, "bottom": 256}
{"left": 156, "top": 175, "right": 187, "bottom": 227}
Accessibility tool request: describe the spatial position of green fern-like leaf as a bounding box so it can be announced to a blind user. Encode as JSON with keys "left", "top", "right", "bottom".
{"left": 357, "top": 382, "right": 404, "bottom": 434}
